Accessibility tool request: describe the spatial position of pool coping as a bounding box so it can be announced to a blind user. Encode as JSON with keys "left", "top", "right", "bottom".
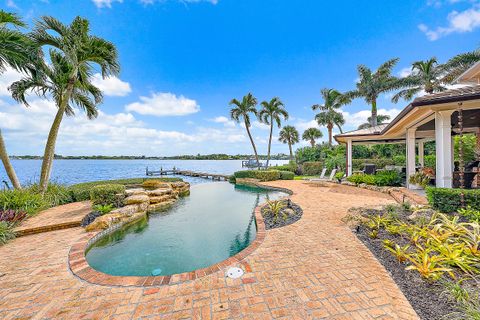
{"left": 68, "top": 184, "right": 292, "bottom": 287}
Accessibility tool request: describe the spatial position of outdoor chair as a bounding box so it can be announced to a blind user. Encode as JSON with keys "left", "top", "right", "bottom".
{"left": 308, "top": 168, "right": 336, "bottom": 182}
{"left": 363, "top": 164, "right": 376, "bottom": 175}
{"left": 304, "top": 167, "right": 326, "bottom": 180}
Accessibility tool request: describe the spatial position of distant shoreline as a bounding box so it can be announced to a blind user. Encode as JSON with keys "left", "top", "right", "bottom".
{"left": 10, "top": 155, "right": 290, "bottom": 161}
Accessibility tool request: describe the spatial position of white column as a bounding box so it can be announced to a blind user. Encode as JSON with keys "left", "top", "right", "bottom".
{"left": 406, "top": 128, "right": 416, "bottom": 189}
{"left": 346, "top": 139, "right": 353, "bottom": 176}
{"left": 435, "top": 110, "right": 454, "bottom": 188}
{"left": 418, "top": 141, "right": 424, "bottom": 167}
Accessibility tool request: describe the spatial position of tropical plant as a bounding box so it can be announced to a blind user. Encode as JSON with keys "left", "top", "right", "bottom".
{"left": 443, "top": 280, "right": 480, "bottom": 320}
{"left": 266, "top": 200, "right": 287, "bottom": 222}
{"left": 0, "top": 209, "right": 26, "bottom": 223}
{"left": 93, "top": 204, "right": 114, "bottom": 215}
{"left": 385, "top": 243, "right": 410, "bottom": 263}
{"left": 279, "top": 126, "right": 299, "bottom": 161}
{"left": 346, "top": 58, "right": 405, "bottom": 126}
{"left": 357, "top": 114, "right": 391, "bottom": 130}
{"left": 230, "top": 93, "right": 260, "bottom": 165}
{"left": 0, "top": 11, "right": 38, "bottom": 190}
{"left": 302, "top": 128, "right": 323, "bottom": 147}
{"left": 392, "top": 58, "right": 448, "bottom": 103}
{"left": 312, "top": 88, "right": 348, "bottom": 146}
{"left": 405, "top": 248, "right": 454, "bottom": 281}
{"left": 443, "top": 48, "right": 480, "bottom": 83}
{"left": 10, "top": 16, "right": 120, "bottom": 194}
{"left": 409, "top": 172, "right": 431, "bottom": 189}
{"left": 0, "top": 221, "right": 15, "bottom": 245}
{"left": 258, "top": 97, "right": 288, "bottom": 167}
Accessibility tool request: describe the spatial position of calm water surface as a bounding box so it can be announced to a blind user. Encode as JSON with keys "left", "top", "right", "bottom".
{"left": 2, "top": 159, "right": 289, "bottom": 186}
{"left": 86, "top": 182, "right": 286, "bottom": 276}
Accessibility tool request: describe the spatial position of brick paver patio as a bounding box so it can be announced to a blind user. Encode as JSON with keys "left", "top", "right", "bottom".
{"left": 0, "top": 181, "right": 419, "bottom": 319}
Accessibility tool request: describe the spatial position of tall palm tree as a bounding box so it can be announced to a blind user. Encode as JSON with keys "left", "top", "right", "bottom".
{"left": 11, "top": 16, "right": 119, "bottom": 193}
{"left": 392, "top": 58, "right": 447, "bottom": 103}
{"left": 346, "top": 58, "right": 405, "bottom": 126}
{"left": 442, "top": 48, "right": 480, "bottom": 83}
{"left": 278, "top": 125, "right": 299, "bottom": 160}
{"left": 230, "top": 93, "right": 260, "bottom": 165}
{"left": 0, "top": 11, "right": 38, "bottom": 190}
{"left": 357, "top": 114, "right": 391, "bottom": 130}
{"left": 312, "top": 88, "right": 347, "bottom": 146}
{"left": 258, "top": 97, "right": 288, "bottom": 167}
{"left": 302, "top": 128, "right": 322, "bottom": 147}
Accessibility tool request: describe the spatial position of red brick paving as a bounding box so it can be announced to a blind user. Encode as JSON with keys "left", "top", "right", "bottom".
{"left": 0, "top": 181, "right": 418, "bottom": 319}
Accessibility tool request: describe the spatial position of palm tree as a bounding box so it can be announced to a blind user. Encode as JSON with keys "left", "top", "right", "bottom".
{"left": 230, "top": 93, "right": 260, "bottom": 165}
{"left": 357, "top": 114, "right": 391, "bottom": 130}
{"left": 346, "top": 58, "right": 405, "bottom": 126}
{"left": 258, "top": 97, "right": 288, "bottom": 167}
{"left": 302, "top": 128, "right": 322, "bottom": 147}
{"left": 442, "top": 48, "right": 480, "bottom": 83}
{"left": 279, "top": 125, "right": 299, "bottom": 160}
{"left": 0, "top": 11, "right": 38, "bottom": 190}
{"left": 392, "top": 58, "right": 447, "bottom": 103}
{"left": 312, "top": 88, "right": 347, "bottom": 146}
{"left": 11, "top": 16, "right": 119, "bottom": 193}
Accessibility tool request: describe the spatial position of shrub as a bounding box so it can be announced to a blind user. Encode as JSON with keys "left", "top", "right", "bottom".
{"left": 28, "top": 183, "right": 72, "bottom": 207}
{"left": 0, "top": 221, "right": 15, "bottom": 245}
{"left": 0, "top": 209, "right": 27, "bottom": 223}
{"left": 458, "top": 206, "right": 480, "bottom": 222}
{"left": 373, "top": 170, "right": 402, "bottom": 187}
{"left": 409, "top": 172, "right": 430, "bottom": 188}
{"left": 334, "top": 171, "right": 345, "bottom": 182}
{"left": 393, "top": 155, "right": 406, "bottom": 166}
{"left": 233, "top": 170, "right": 281, "bottom": 181}
{"left": 347, "top": 173, "right": 367, "bottom": 185}
{"left": 426, "top": 188, "right": 480, "bottom": 213}
{"left": 302, "top": 162, "right": 324, "bottom": 176}
{"left": 272, "top": 162, "right": 296, "bottom": 172}
{"left": 277, "top": 170, "right": 294, "bottom": 180}
{"left": 89, "top": 184, "right": 126, "bottom": 207}
{"left": 351, "top": 159, "right": 396, "bottom": 171}
{"left": 93, "top": 204, "right": 114, "bottom": 215}
{"left": 0, "top": 189, "right": 46, "bottom": 216}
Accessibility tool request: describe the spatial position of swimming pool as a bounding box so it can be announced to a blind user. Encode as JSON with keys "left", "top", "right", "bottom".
{"left": 85, "top": 182, "right": 286, "bottom": 276}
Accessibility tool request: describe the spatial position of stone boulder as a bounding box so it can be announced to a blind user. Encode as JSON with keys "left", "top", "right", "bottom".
{"left": 149, "top": 194, "right": 176, "bottom": 204}
{"left": 147, "top": 188, "right": 173, "bottom": 196}
{"left": 85, "top": 213, "right": 124, "bottom": 232}
{"left": 407, "top": 208, "right": 436, "bottom": 222}
{"left": 124, "top": 194, "right": 150, "bottom": 205}
{"left": 110, "top": 204, "right": 138, "bottom": 217}
{"left": 125, "top": 188, "right": 147, "bottom": 196}
{"left": 147, "top": 200, "right": 176, "bottom": 213}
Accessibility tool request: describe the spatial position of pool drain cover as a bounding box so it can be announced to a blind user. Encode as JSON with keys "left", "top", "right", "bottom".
{"left": 151, "top": 268, "right": 162, "bottom": 276}
{"left": 226, "top": 267, "right": 244, "bottom": 279}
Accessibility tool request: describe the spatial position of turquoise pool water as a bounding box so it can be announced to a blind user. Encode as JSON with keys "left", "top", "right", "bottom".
{"left": 85, "top": 182, "right": 286, "bottom": 276}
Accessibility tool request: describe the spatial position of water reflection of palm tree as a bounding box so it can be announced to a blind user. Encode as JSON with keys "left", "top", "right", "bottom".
{"left": 229, "top": 194, "right": 260, "bottom": 255}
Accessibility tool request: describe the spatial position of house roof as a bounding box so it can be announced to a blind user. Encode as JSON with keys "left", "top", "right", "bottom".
{"left": 335, "top": 85, "right": 480, "bottom": 143}
{"left": 456, "top": 61, "right": 480, "bottom": 84}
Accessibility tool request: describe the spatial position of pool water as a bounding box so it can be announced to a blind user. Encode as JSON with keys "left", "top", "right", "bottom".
{"left": 86, "top": 182, "right": 286, "bottom": 276}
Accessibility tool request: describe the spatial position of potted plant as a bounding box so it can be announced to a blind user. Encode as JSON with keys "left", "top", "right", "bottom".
{"left": 409, "top": 172, "right": 430, "bottom": 190}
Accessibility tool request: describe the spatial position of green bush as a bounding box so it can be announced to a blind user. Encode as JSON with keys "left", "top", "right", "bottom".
{"left": 347, "top": 173, "right": 375, "bottom": 185}
{"left": 426, "top": 188, "right": 480, "bottom": 213}
{"left": 89, "top": 184, "right": 126, "bottom": 207}
{"left": 0, "top": 221, "right": 15, "bottom": 245}
{"left": 233, "top": 170, "right": 281, "bottom": 181}
{"left": 69, "top": 177, "right": 182, "bottom": 202}
{"left": 272, "top": 163, "right": 296, "bottom": 172}
{"left": 28, "top": 183, "right": 72, "bottom": 207}
{"left": 302, "top": 162, "right": 324, "bottom": 176}
{"left": 351, "top": 159, "right": 396, "bottom": 171}
{"left": 373, "top": 170, "right": 402, "bottom": 187}
{"left": 277, "top": 171, "right": 294, "bottom": 180}
{"left": 0, "top": 189, "right": 46, "bottom": 216}
{"left": 424, "top": 155, "right": 436, "bottom": 170}
{"left": 392, "top": 155, "right": 406, "bottom": 166}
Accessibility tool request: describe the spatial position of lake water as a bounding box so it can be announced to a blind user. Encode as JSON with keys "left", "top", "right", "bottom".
{"left": 1, "top": 159, "right": 289, "bottom": 186}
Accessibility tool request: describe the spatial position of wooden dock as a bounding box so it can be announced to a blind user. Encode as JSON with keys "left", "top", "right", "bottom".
{"left": 146, "top": 167, "right": 230, "bottom": 181}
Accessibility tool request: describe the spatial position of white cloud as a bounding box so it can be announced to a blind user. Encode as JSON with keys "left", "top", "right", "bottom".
{"left": 211, "top": 116, "right": 235, "bottom": 127}
{"left": 295, "top": 119, "right": 319, "bottom": 133}
{"left": 251, "top": 120, "right": 270, "bottom": 130}
{"left": 91, "top": 73, "right": 132, "bottom": 97}
{"left": 398, "top": 67, "right": 413, "bottom": 78}
{"left": 125, "top": 92, "right": 200, "bottom": 117}
{"left": 92, "top": 0, "right": 122, "bottom": 8}
{"left": 419, "top": 6, "right": 480, "bottom": 40}
{"left": 341, "top": 108, "right": 401, "bottom": 130}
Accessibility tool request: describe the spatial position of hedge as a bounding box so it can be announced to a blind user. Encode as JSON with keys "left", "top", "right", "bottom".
{"left": 351, "top": 159, "right": 396, "bottom": 171}
{"left": 89, "top": 184, "right": 126, "bottom": 207}
{"left": 271, "top": 164, "right": 296, "bottom": 172}
{"left": 234, "top": 170, "right": 281, "bottom": 181}
{"left": 69, "top": 177, "right": 181, "bottom": 202}
{"left": 426, "top": 187, "right": 480, "bottom": 213}
{"left": 346, "top": 170, "right": 402, "bottom": 187}
{"left": 277, "top": 170, "right": 294, "bottom": 180}
{"left": 302, "top": 162, "right": 324, "bottom": 176}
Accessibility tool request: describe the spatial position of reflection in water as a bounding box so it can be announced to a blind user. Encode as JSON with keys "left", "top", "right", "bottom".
{"left": 93, "top": 217, "right": 149, "bottom": 248}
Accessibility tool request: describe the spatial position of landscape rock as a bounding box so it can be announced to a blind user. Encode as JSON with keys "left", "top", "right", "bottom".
{"left": 124, "top": 194, "right": 150, "bottom": 205}
{"left": 147, "top": 188, "right": 173, "bottom": 196}
{"left": 149, "top": 195, "right": 175, "bottom": 204}
{"left": 85, "top": 213, "right": 124, "bottom": 231}
{"left": 147, "top": 200, "right": 176, "bottom": 213}
{"left": 407, "top": 208, "right": 436, "bottom": 222}
{"left": 110, "top": 204, "right": 138, "bottom": 217}
{"left": 125, "top": 188, "right": 147, "bottom": 196}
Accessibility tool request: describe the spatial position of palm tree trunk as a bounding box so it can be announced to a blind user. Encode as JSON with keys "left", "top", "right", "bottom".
{"left": 310, "top": 139, "right": 315, "bottom": 148}
{"left": 39, "top": 81, "right": 74, "bottom": 193}
{"left": 327, "top": 123, "right": 333, "bottom": 146}
{"left": 244, "top": 120, "right": 260, "bottom": 167}
{"left": 266, "top": 119, "right": 273, "bottom": 168}
{"left": 371, "top": 98, "right": 378, "bottom": 127}
{"left": 0, "top": 129, "right": 21, "bottom": 189}
{"left": 288, "top": 141, "right": 293, "bottom": 161}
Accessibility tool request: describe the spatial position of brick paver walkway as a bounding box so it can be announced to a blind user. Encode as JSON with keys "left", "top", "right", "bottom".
{"left": 0, "top": 181, "right": 418, "bottom": 319}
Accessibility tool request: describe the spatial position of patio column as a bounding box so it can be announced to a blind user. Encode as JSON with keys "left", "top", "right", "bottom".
{"left": 346, "top": 139, "right": 353, "bottom": 176}
{"left": 418, "top": 141, "right": 424, "bottom": 167}
{"left": 435, "top": 110, "right": 454, "bottom": 188}
{"left": 406, "top": 128, "right": 416, "bottom": 189}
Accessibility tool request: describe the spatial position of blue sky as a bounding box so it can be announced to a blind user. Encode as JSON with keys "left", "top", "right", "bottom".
{"left": 0, "top": 0, "right": 479, "bottom": 156}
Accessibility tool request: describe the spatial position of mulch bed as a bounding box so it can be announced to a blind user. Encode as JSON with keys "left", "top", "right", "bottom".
{"left": 353, "top": 208, "right": 458, "bottom": 320}
{"left": 261, "top": 199, "right": 303, "bottom": 229}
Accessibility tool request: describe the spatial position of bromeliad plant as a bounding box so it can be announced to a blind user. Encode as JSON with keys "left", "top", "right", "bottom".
{"left": 266, "top": 200, "right": 287, "bottom": 222}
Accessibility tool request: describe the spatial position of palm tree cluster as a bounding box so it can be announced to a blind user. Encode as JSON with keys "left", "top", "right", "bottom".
{"left": 0, "top": 11, "right": 119, "bottom": 192}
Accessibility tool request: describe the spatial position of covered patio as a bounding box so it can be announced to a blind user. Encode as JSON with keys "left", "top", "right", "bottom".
{"left": 335, "top": 63, "right": 480, "bottom": 190}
